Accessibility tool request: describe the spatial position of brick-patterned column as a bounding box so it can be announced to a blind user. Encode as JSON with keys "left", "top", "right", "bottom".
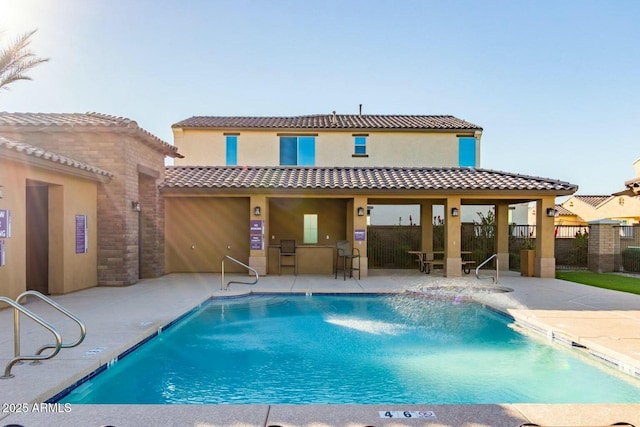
{"left": 588, "top": 219, "right": 620, "bottom": 273}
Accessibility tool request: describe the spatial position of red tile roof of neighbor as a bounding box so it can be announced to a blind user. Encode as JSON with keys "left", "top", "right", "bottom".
{"left": 172, "top": 114, "right": 483, "bottom": 131}
{"left": 0, "top": 136, "right": 114, "bottom": 180}
{"left": 0, "top": 112, "right": 182, "bottom": 158}
{"left": 161, "top": 166, "right": 577, "bottom": 194}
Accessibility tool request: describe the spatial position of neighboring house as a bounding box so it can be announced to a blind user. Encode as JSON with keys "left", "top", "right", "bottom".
{"left": 620, "top": 157, "right": 640, "bottom": 197}
{"left": 172, "top": 114, "right": 483, "bottom": 168}
{"left": 528, "top": 194, "right": 640, "bottom": 226}
{"left": 166, "top": 113, "right": 577, "bottom": 278}
{"left": 0, "top": 112, "right": 181, "bottom": 298}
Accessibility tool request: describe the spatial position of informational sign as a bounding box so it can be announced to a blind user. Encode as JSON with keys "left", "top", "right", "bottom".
{"left": 250, "top": 235, "right": 263, "bottom": 250}
{"left": 0, "top": 209, "right": 11, "bottom": 238}
{"left": 354, "top": 229, "right": 366, "bottom": 241}
{"left": 250, "top": 220, "right": 264, "bottom": 235}
{"left": 250, "top": 220, "right": 264, "bottom": 250}
{"left": 379, "top": 410, "right": 436, "bottom": 419}
{"left": 75, "top": 215, "right": 88, "bottom": 254}
{"left": 0, "top": 240, "right": 5, "bottom": 266}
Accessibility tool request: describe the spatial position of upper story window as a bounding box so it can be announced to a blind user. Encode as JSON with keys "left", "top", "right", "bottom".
{"left": 225, "top": 134, "right": 238, "bottom": 166}
{"left": 458, "top": 136, "right": 476, "bottom": 167}
{"left": 352, "top": 134, "right": 368, "bottom": 157}
{"left": 279, "top": 135, "right": 315, "bottom": 165}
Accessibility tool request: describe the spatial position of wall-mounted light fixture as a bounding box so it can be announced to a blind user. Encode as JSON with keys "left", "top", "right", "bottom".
{"left": 546, "top": 207, "right": 556, "bottom": 217}
{"left": 451, "top": 207, "right": 459, "bottom": 217}
{"left": 254, "top": 206, "right": 261, "bottom": 216}
{"left": 357, "top": 206, "right": 365, "bottom": 216}
{"left": 131, "top": 201, "right": 141, "bottom": 212}
{"left": 0, "top": 185, "right": 3, "bottom": 199}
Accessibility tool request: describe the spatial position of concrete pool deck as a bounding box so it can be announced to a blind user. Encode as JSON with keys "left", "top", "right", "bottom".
{"left": 1, "top": 270, "right": 639, "bottom": 426}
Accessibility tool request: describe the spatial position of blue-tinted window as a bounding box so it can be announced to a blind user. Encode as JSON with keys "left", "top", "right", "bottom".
{"left": 280, "top": 137, "right": 298, "bottom": 165}
{"left": 225, "top": 136, "right": 237, "bottom": 165}
{"left": 354, "top": 136, "right": 366, "bottom": 155}
{"left": 280, "top": 136, "right": 315, "bottom": 165}
{"left": 298, "top": 136, "right": 315, "bottom": 165}
{"left": 458, "top": 137, "right": 476, "bottom": 167}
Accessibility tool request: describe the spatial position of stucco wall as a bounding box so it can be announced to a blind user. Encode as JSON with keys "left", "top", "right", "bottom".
{"left": 174, "top": 129, "right": 478, "bottom": 168}
{"left": 0, "top": 158, "right": 98, "bottom": 299}
{"left": 165, "top": 197, "right": 250, "bottom": 273}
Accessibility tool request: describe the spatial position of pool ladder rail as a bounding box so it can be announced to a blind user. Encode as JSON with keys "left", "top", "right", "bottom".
{"left": 221, "top": 255, "right": 259, "bottom": 291}
{"left": 475, "top": 254, "right": 499, "bottom": 284}
{"left": 1, "top": 290, "right": 87, "bottom": 379}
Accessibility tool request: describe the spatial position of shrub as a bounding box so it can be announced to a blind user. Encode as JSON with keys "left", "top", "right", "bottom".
{"left": 621, "top": 247, "right": 640, "bottom": 272}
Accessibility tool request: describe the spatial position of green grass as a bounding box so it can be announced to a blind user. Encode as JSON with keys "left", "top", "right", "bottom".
{"left": 556, "top": 271, "right": 640, "bottom": 295}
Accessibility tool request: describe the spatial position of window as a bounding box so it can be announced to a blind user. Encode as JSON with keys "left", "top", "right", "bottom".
{"left": 303, "top": 214, "right": 318, "bottom": 244}
{"left": 225, "top": 135, "right": 237, "bottom": 166}
{"left": 354, "top": 135, "right": 367, "bottom": 156}
{"left": 458, "top": 137, "right": 476, "bottom": 167}
{"left": 279, "top": 136, "right": 315, "bottom": 165}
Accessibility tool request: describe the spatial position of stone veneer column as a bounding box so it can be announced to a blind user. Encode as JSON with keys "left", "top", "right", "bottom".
{"left": 444, "top": 197, "right": 462, "bottom": 277}
{"left": 588, "top": 219, "right": 620, "bottom": 273}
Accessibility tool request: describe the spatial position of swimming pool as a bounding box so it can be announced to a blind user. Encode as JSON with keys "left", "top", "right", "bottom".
{"left": 58, "top": 294, "right": 640, "bottom": 404}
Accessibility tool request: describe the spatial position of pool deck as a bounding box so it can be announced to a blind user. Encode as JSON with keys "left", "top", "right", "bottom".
{"left": 1, "top": 270, "right": 640, "bottom": 427}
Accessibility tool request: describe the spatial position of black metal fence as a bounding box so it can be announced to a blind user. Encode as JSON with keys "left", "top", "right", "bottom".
{"left": 367, "top": 223, "right": 605, "bottom": 270}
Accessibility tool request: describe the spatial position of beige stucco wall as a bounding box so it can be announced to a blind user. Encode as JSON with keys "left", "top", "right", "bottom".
{"left": 0, "top": 158, "right": 98, "bottom": 299}
{"left": 173, "top": 129, "right": 480, "bottom": 168}
{"left": 164, "top": 197, "right": 250, "bottom": 273}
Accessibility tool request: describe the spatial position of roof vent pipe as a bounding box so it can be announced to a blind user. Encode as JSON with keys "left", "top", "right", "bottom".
{"left": 332, "top": 111, "right": 337, "bottom": 125}
{"left": 359, "top": 104, "right": 362, "bottom": 116}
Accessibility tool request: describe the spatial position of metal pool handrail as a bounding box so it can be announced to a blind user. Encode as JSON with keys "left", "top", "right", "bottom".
{"left": 221, "top": 255, "right": 259, "bottom": 291}
{"left": 475, "top": 254, "right": 499, "bottom": 284}
{"left": 16, "top": 290, "right": 87, "bottom": 361}
{"left": 0, "top": 296, "right": 62, "bottom": 379}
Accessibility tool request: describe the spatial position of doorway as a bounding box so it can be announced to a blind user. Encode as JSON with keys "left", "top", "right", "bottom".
{"left": 26, "top": 182, "right": 49, "bottom": 294}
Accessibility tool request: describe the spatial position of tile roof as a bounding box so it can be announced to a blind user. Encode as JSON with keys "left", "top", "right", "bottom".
{"left": 0, "top": 136, "right": 114, "bottom": 180}
{"left": 573, "top": 195, "right": 612, "bottom": 208}
{"left": 161, "top": 166, "right": 577, "bottom": 194}
{"left": 172, "top": 114, "right": 482, "bottom": 131}
{"left": 555, "top": 204, "right": 575, "bottom": 216}
{"left": 0, "top": 112, "right": 182, "bottom": 158}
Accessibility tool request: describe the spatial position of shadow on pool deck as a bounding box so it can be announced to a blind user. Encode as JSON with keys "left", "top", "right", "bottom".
{"left": 1, "top": 270, "right": 639, "bottom": 426}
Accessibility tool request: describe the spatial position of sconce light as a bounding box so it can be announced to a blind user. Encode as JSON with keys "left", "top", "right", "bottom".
{"left": 254, "top": 206, "right": 261, "bottom": 216}
{"left": 546, "top": 207, "right": 556, "bottom": 217}
{"left": 357, "top": 206, "right": 365, "bottom": 216}
{"left": 451, "top": 207, "right": 459, "bottom": 217}
{"left": 131, "top": 201, "right": 141, "bottom": 212}
{"left": 0, "top": 185, "right": 3, "bottom": 199}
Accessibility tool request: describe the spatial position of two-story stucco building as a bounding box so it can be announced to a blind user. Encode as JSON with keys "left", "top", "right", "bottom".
{"left": 165, "top": 113, "right": 577, "bottom": 278}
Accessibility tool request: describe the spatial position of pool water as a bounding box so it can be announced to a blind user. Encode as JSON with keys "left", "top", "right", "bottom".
{"left": 59, "top": 294, "right": 640, "bottom": 404}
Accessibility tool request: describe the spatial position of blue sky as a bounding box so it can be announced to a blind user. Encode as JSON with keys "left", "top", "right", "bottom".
{"left": 1, "top": 0, "right": 639, "bottom": 195}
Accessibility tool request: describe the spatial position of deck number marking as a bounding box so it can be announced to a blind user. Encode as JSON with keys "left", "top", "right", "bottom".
{"left": 379, "top": 411, "right": 436, "bottom": 419}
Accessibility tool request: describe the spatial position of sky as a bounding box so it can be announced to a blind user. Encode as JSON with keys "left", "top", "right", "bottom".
{"left": 1, "top": 0, "right": 639, "bottom": 196}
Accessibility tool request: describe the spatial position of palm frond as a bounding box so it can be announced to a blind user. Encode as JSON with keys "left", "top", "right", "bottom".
{"left": 0, "top": 29, "right": 49, "bottom": 92}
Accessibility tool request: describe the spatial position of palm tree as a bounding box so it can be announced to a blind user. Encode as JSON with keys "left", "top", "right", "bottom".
{"left": 0, "top": 29, "right": 49, "bottom": 92}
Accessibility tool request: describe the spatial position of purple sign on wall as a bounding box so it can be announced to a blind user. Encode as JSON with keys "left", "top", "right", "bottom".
{"left": 75, "top": 215, "right": 88, "bottom": 254}
{"left": 0, "top": 209, "right": 10, "bottom": 238}
{"left": 250, "top": 235, "right": 263, "bottom": 250}
{"left": 250, "top": 220, "right": 264, "bottom": 235}
{"left": 354, "top": 229, "right": 366, "bottom": 241}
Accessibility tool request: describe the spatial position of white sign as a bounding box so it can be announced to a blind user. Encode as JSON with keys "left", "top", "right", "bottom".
{"left": 379, "top": 410, "right": 436, "bottom": 419}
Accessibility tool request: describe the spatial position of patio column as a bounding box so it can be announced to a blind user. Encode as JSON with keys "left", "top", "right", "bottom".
{"left": 420, "top": 202, "right": 434, "bottom": 253}
{"left": 353, "top": 195, "right": 368, "bottom": 277}
{"left": 535, "top": 197, "right": 556, "bottom": 278}
{"left": 445, "top": 196, "right": 462, "bottom": 277}
{"left": 495, "top": 203, "right": 510, "bottom": 270}
{"left": 249, "top": 195, "right": 268, "bottom": 275}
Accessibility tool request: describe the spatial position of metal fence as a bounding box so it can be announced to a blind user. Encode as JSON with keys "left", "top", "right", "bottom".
{"left": 367, "top": 223, "right": 637, "bottom": 271}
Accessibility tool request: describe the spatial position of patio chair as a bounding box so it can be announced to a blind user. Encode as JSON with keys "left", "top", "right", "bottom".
{"left": 278, "top": 239, "right": 297, "bottom": 275}
{"left": 335, "top": 240, "right": 360, "bottom": 280}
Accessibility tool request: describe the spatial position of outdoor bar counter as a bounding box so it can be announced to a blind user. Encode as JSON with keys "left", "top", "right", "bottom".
{"left": 267, "top": 244, "right": 335, "bottom": 275}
